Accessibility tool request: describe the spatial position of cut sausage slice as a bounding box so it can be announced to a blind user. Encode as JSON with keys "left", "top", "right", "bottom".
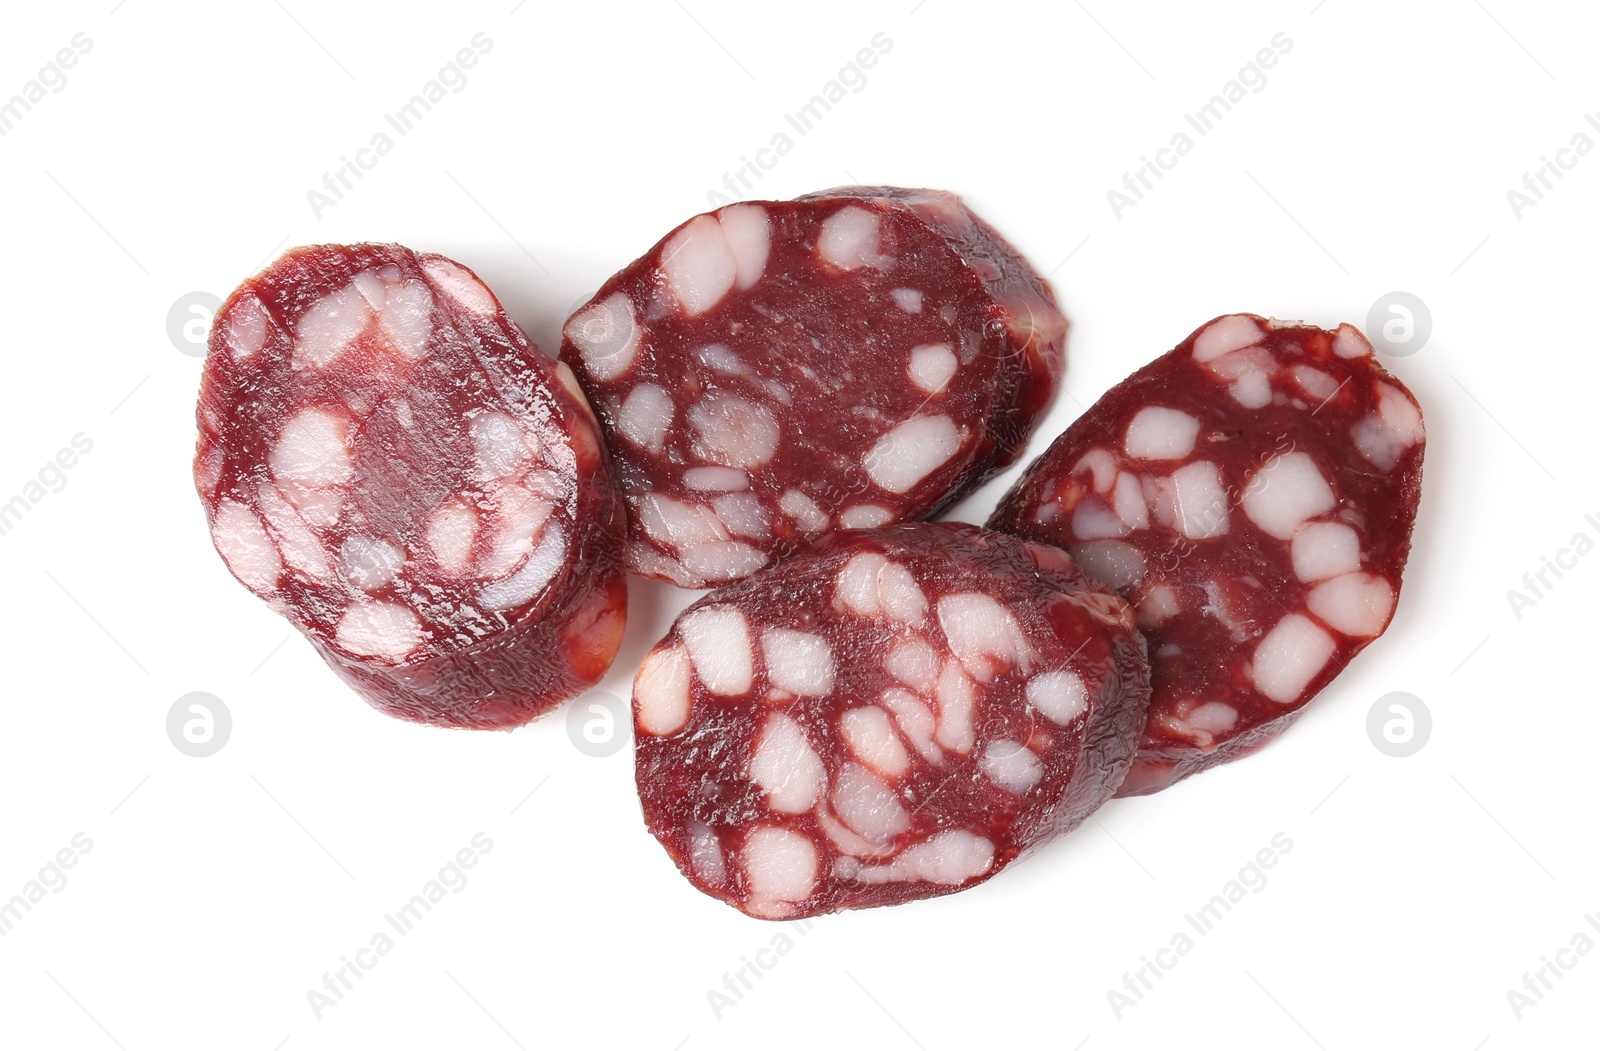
{"left": 195, "top": 244, "right": 627, "bottom": 728}
{"left": 561, "top": 187, "right": 1067, "bottom": 588}
{"left": 987, "top": 314, "right": 1425, "bottom": 794}
{"left": 633, "top": 522, "right": 1150, "bottom": 918}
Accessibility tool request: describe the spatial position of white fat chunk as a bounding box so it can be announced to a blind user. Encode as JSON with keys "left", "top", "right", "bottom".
{"left": 854, "top": 830, "right": 994, "bottom": 886}
{"left": 1251, "top": 613, "right": 1335, "bottom": 703}
{"left": 840, "top": 504, "right": 894, "bottom": 529}
{"left": 687, "top": 820, "right": 727, "bottom": 885}
{"left": 711, "top": 493, "right": 769, "bottom": 541}
{"left": 1113, "top": 472, "right": 1149, "bottom": 530}
{"left": 1123, "top": 406, "right": 1200, "bottom": 460}
{"left": 423, "top": 258, "right": 498, "bottom": 315}
{"left": 835, "top": 552, "right": 928, "bottom": 625}
{"left": 663, "top": 213, "right": 737, "bottom": 316}
{"left": 696, "top": 343, "right": 749, "bottom": 376}
{"left": 680, "top": 540, "right": 769, "bottom": 582}
{"left": 1192, "top": 314, "right": 1263, "bottom": 363}
{"left": 981, "top": 740, "right": 1043, "bottom": 794}
{"left": 334, "top": 600, "right": 423, "bottom": 661}
{"left": 616, "top": 383, "right": 674, "bottom": 454}
{"left": 762, "top": 627, "right": 836, "bottom": 697}
{"left": 1292, "top": 366, "right": 1341, "bottom": 401}
{"left": 351, "top": 270, "right": 386, "bottom": 310}
{"left": 224, "top": 293, "right": 269, "bottom": 359}
{"left": 211, "top": 499, "right": 282, "bottom": 593}
{"left": 885, "top": 639, "right": 939, "bottom": 692}
{"left": 818, "top": 206, "right": 892, "bottom": 270}
{"left": 934, "top": 660, "right": 976, "bottom": 753}
{"left": 679, "top": 605, "right": 754, "bottom": 695}
{"left": 907, "top": 344, "right": 958, "bottom": 395}
{"left": 718, "top": 203, "right": 771, "bottom": 289}
{"left": 635, "top": 644, "right": 693, "bottom": 737}
{"left": 270, "top": 408, "right": 352, "bottom": 488}
{"left": 478, "top": 523, "right": 565, "bottom": 611}
{"left": 831, "top": 763, "right": 910, "bottom": 845}
{"left": 565, "top": 292, "right": 640, "bottom": 382}
{"left": 1291, "top": 521, "right": 1361, "bottom": 582}
{"left": 684, "top": 466, "right": 750, "bottom": 492}
{"left": 749, "top": 713, "right": 826, "bottom": 813}
{"left": 479, "top": 488, "right": 555, "bottom": 580}
{"left": 938, "top": 593, "right": 1034, "bottom": 682}
{"left": 1333, "top": 323, "right": 1373, "bottom": 359}
{"left": 1075, "top": 448, "right": 1118, "bottom": 493}
{"left": 1230, "top": 371, "right": 1273, "bottom": 408}
{"left": 1183, "top": 701, "right": 1239, "bottom": 735}
{"left": 1071, "top": 539, "right": 1147, "bottom": 589}
{"left": 427, "top": 500, "right": 478, "bottom": 576}
{"left": 1241, "top": 451, "right": 1336, "bottom": 540}
{"left": 864, "top": 415, "right": 963, "bottom": 494}
{"left": 688, "top": 393, "right": 781, "bottom": 469}
{"left": 1168, "top": 460, "right": 1231, "bottom": 540}
{"left": 256, "top": 482, "right": 330, "bottom": 579}
{"left": 779, "top": 489, "right": 828, "bottom": 534}
{"left": 742, "top": 826, "right": 817, "bottom": 906}
{"left": 1027, "top": 669, "right": 1088, "bottom": 726}
{"left": 1137, "top": 583, "right": 1181, "bottom": 628}
{"left": 280, "top": 481, "right": 343, "bottom": 529}
{"left": 892, "top": 287, "right": 924, "bottom": 312}
{"left": 1307, "top": 571, "right": 1394, "bottom": 637}
{"left": 340, "top": 535, "right": 403, "bottom": 591}
{"left": 295, "top": 282, "right": 372, "bottom": 369}
{"left": 880, "top": 687, "right": 941, "bottom": 764}
{"left": 1072, "top": 497, "right": 1129, "bottom": 540}
{"left": 378, "top": 279, "right": 434, "bottom": 361}
{"left": 1377, "top": 384, "right": 1424, "bottom": 445}
{"left": 472, "top": 411, "right": 536, "bottom": 480}
{"left": 638, "top": 492, "right": 729, "bottom": 549}
{"left": 840, "top": 706, "right": 911, "bottom": 778}
{"left": 1353, "top": 383, "right": 1425, "bottom": 471}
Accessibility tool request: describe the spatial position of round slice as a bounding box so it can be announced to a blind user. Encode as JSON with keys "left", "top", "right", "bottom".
{"left": 195, "top": 243, "right": 627, "bottom": 728}
{"left": 560, "top": 186, "right": 1066, "bottom": 588}
{"left": 633, "top": 522, "right": 1150, "bottom": 919}
{"left": 988, "top": 314, "right": 1425, "bottom": 793}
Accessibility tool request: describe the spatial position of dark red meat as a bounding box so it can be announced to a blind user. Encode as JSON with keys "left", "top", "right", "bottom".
{"left": 988, "top": 314, "right": 1425, "bottom": 793}
{"left": 633, "top": 522, "right": 1149, "bottom": 918}
{"left": 194, "top": 244, "right": 627, "bottom": 728}
{"left": 560, "top": 186, "right": 1066, "bottom": 588}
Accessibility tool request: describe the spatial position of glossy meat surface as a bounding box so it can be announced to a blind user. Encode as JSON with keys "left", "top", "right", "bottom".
{"left": 561, "top": 187, "right": 1065, "bottom": 588}
{"left": 195, "top": 244, "right": 626, "bottom": 727}
{"left": 988, "top": 314, "right": 1425, "bottom": 793}
{"left": 634, "top": 523, "right": 1149, "bottom": 918}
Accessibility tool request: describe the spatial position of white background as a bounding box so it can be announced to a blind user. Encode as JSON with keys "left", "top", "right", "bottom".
{"left": 1, "top": 1, "right": 1595, "bottom": 1048}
